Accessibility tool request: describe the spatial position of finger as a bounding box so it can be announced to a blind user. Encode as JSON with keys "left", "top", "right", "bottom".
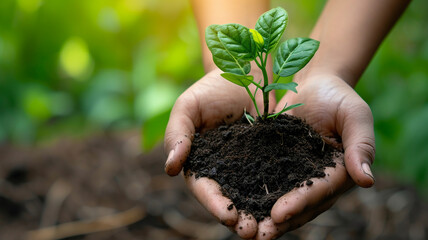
{"left": 283, "top": 196, "right": 338, "bottom": 232}
{"left": 185, "top": 174, "right": 238, "bottom": 226}
{"left": 256, "top": 199, "right": 338, "bottom": 240}
{"left": 233, "top": 211, "right": 258, "bottom": 239}
{"left": 255, "top": 217, "right": 289, "bottom": 240}
{"left": 338, "top": 97, "right": 376, "bottom": 187}
{"left": 164, "top": 94, "right": 198, "bottom": 176}
{"left": 271, "top": 155, "right": 353, "bottom": 224}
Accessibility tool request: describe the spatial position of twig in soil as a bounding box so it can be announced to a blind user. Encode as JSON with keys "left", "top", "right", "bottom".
{"left": 322, "top": 139, "right": 325, "bottom": 152}
{"left": 26, "top": 206, "right": 145, "bottom": 240}
{"left": 264, "top": 184, "right": 269, "bottom": 195}
{"left": 40, "top": 179, "right": 71, "bottom": 227}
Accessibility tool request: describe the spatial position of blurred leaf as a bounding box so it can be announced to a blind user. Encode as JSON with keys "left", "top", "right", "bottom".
{"left": 21, "top": 87, "right": 52, "bottom": 122}
{"left": 98, "top": 7, "right": 120, "bottom": 32}
{"left": 87, "top": 95, "right": 132, "bottom": 127}
{"left": 50, "top": 92, "right": 74, "bottom": 116}
{"left": 59, "top": 37, "right": 93, "bottom": 80}
{"left": 17, "top": 0, "right": 41, "bottom": 14}
{"left": 134, "top": 80, "right": 181, "bottom": 122}
{"left": 142, "top": 108, "right": 170, "bottom": 151}
{"left": 132, "top": 39, "right": 158, "bottom": 91}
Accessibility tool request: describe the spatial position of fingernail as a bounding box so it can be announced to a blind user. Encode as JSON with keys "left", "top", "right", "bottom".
{"left": 362, "top": 162, "right": 375, "bottom": 182}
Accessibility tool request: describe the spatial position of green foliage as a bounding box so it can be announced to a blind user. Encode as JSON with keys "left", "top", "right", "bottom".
{"left": 264, "top": 82, "right": 298, "bottom": 93}
{"left": 267, "top": 103, "right": 304, "bottom": 119}
{"left": 255, "top": 7, "right": 288, "bottom": 53}
{"left": 217, "top": 24, "right": 257, "bottom": 61}
{"left": 206, "top": 7, "right": 318, "bottom": 120}
{"left": 205, "top": 25, "right": 252, "bottom": 75}
{"left": 220, "top": 72, "right": 254, "bottom": 87}
{"left": 273, "top": 38, "right": 320, "bottom": 79}
{"left": 0, "top": 0, "right": 199, "bottom": 145}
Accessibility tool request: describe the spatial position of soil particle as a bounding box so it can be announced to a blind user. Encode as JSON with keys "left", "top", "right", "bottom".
{"left": 184, "top": 114, "right": 341, "bottom": 222}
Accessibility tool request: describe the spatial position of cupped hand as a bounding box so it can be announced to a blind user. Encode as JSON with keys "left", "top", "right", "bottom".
{"left": 255, "top": 74, "right": 376, "bottom": 239}
{"left": 164, "top": 68, "right": 275, "bottom": 239}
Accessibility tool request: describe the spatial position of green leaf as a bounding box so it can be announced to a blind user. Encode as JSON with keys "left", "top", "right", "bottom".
{"left": 221, "top": 72, "right": 254, "bottom": 87}
{"left": 264, "top": 82, "right": 298, "bottom": 93}
{"left": 267, "top": 103, "right": 304, "bottom": 119}
{"left": 217, "top": 24, "right": 256, "bottom": 61}
{"left": 282, "top": 103, "right": 304, "bottom": 112}
{"left": 244, "top": 111, "right": 255, "bottom": 124}
{"left": 255, "top": 7, "right": 288, "bottom": 53}
{"left": 205, "top": 25, "right": 251, "bottom": 75}
{"left": 249, "top": 29, "right": 264, "bottom": 51}
{"left": 273, "top": 38, "right": 320, "bottom": 77}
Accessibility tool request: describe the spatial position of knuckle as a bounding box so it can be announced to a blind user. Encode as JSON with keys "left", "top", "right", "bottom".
{"left": 356, "top": 140, "right": 376, "bottom": 164}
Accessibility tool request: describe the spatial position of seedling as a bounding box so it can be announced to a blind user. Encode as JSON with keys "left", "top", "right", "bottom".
{"left": 205, "top": 7, "right": 319, "bottom": 121}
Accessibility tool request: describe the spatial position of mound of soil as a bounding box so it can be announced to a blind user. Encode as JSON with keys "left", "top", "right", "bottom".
{"left": 184, "top": 114, "right": 342, "bottom": 221}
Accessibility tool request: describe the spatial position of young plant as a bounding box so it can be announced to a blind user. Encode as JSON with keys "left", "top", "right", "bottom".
{"left": 205, "top": 7, "right": 319, "bottom": 121}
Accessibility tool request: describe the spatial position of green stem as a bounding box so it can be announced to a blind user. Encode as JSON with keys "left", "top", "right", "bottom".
{"left": 261, "top": 65, "right": 269, "bottom": 120}
{"left": 255, "top": 52, "right": 270, "bottom": 120}
{"left": 244, "top": 85, "right": 261, "bottom": 118}
{"left": 254, "top": 55, "right": 263, "bottom": 69}
{"left": 251, "top": 80, "right": 263, "bottom": 89}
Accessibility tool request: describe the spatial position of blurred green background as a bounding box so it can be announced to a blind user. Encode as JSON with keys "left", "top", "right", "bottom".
{"left": 1, "top": 0, "right": 427, "bottom": 193}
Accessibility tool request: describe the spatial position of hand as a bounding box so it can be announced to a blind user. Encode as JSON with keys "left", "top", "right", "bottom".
{"left": 255, "top": 74, "right": 376, "bottom": 239}
{"left": 164, "top": 68, "right": 275, "bottom": 239}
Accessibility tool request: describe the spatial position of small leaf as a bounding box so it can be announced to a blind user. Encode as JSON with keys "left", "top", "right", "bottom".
{"left": 205, "top": 25, "right": 251, "bottom": 75}
{"left": 221, "top": 72, "right": 254, "bottom": 87}
{"left": 267, "top": 103, "right": 304, "bottom": 119}
{"left": 217, "top": 24, "right": 256, "bottom": 61}
{"left": 264, "top": 82, "right": 298, "bottom": 93}
{"left": 282, "top": 103, "right": 304, "bottom": 112}
{"left": 244, "top": 111, "right": 255, "bottom": 125}
{"left": 255, "top": 7, "right": 288, "bottom": 53}
{"left": 249, "top": 29, "right": 264, "bottom": 50}
{"left": 273, "top": 38, "right": 320, "bottom": 77}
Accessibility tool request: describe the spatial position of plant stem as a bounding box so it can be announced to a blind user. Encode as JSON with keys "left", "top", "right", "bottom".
{"left": 260, "top": 53, "right": 270, "bottom": 120}
{"left": 244, "top": 85, "right": 261, "bottom": 118}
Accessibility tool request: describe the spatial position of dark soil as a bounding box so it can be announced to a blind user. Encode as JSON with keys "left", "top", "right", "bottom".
{"left": 184, "top": 114, "right": 341, "bottom": 222}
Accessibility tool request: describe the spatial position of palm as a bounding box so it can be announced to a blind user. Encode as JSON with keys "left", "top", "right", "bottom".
{"left": 165, "top": 73, "right": 374, "bottom": 239}
{"left": 258, "top": 75, "right": 374, "bottom": 237}
{"left": 165, "top": 69, "right": 275, "bottom": 238}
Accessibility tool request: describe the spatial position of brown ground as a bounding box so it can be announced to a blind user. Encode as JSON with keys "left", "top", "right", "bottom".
{"left": 0, "top": 131, "right": 427, "bottom": 240}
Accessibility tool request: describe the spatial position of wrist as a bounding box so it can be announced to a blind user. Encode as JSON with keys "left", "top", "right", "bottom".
{"left": 293, "top": 63, "right": 359, "bottom": 88}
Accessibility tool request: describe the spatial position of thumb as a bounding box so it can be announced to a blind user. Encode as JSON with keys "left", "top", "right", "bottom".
{"left": 164, "top": 96, "right": 198, "bottom": 176}
{"left": 338, "top": 97, "right": 376, "bottom": 188}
